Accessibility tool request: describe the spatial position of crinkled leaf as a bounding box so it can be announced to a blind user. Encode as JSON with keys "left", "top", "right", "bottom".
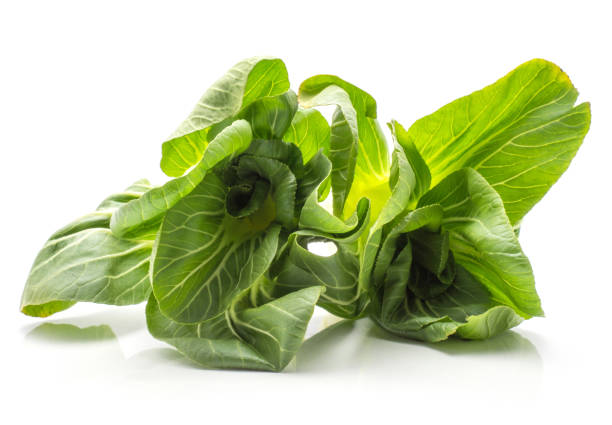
{"left": 456, "top": 306, "right": 523, "bottom": 340}
{"left": 238, "top": 91, "right": 298, "bottom": 140}
{"left": 298, "top": 192, "right": 357, "bottom": 234}
{"left": 374, "top": 265, "right": 508, "bottom": 342}
{"left": 146, "top": 285, "right": 323, "bottom": 371}
{"left": 295, "top": 151, "right": 332, "bottom": 210}
{"left": 372, "top": 205, "right": 444, "bottom": 318}
{"left": 272, "top": 198, "right": 370, "bottom": 318}
{"left": 152, "top": 172, "right": 280, "bottom": 323}
{"left": 371, "top": 204, "right": 523, "bottom": 342}
{"left": 419, "top": 168, "right": 542, "bottom": 318}
{"left": 161, "top": 57, "right": 289, "bottom": 177}
{"left": 402, "top": 59, "right": 591, "bottom": 224}
{"left": 21, "top": 180, "right": 154, "bottom": 317}
{"left": 371, "top": 168, "right": 535, "bottom": 341}
{"left": 237, "top": 156, "right": 296, "bottom": 228}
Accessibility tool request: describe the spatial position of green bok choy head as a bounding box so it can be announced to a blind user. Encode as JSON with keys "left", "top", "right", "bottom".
{"left": 139, "top": 58, "right": 331, "bottom": 371}
{"left": 19, "top": 56, "right": 591, "bottom": 371}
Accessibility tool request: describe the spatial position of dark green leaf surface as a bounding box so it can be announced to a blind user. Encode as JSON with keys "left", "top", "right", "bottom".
{"left": 152, "top": 133, "right": 327, "bottom": 324}
{"left": 272, "top": 197, "right": 371, "bottom": 318}
{"left": 151, "top": 173, "right": 278, "bottom": 323}
{"left": 146, "top": 285, "right": 323, "bottom": 371}
{"left": 21, "top": 180, "right": 154, "bottom": 317}
{"left": 371, "top": 206, "right": 525, "bottom": 342}
{"left": 371, "top": 168, "right": 539, "bottom": 342}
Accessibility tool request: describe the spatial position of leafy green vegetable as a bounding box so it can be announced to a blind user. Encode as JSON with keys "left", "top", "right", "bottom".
{"left": 19, "top": 57, "right": 591, "bottom": 371}
{"left": 142, "top": 61, "right": 331, "bottom": 369}
{"left": 368, "top": 166, "right": 539, "bottom": 342}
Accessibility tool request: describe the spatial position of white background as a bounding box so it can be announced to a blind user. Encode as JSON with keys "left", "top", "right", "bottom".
{"left": 1, "top": 1, "right": 610, "bottom": 423}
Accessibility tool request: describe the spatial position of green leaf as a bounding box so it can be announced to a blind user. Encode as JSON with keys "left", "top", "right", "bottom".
{"left": 238, "top": 90, "right": 298, "bottom": 140}
{"left": 370, "top": 168, "right": 537, "bottom": 342}
{"left": 298, "top": 192, "right": 357, "bottom": 234}
{"left": 283, "top": 108, "right": 330, "bottom": 163}
{"left": 21, "top": 180, "right": 154, "bottom": 317}
{"left": 298, "top": 75, "right": 389, "bottom": 217}
{"left": 152, "top": 134, "right": 325, "bottom": 324}
{"left": 295, "top": 150, "right": 332, "bottom": 211}
{"left": 151, "top": 172, "right": 280, "bottom": 323}
{"left": 110, "top": 120, "right": 253, "bottom": 239}
{"left": 237, "top": 156, "right": 297, "bottom": 228}
{"left": 272, "top": 197, "right": 371, "bottom": 318}
{"left": 230, "top": 284, "right": 323, "bottom": 370}
{"left": 161, "top": 57, "right": 289, "bottom": 177}
{"left": 370, "top": 144, "right": 421, "bottom": 236}
{"left": 373, "top": 264, "right": 503, "bottom": 342}
{"left": 146, "top": 285, "right": 323, "bottom": 371}
{"left": 388, "top": 120, "right": 431, "bottom": 203}
{"left": 456, "top": 305, "right": 523, "bottom": 340}
{"left": 369, "top": 201, "right": 520, "bottom": 342}
{"left": 359, "top": 145, "right": 418, "bottom": 299}
{"left": 419, "top": 168, "right": 542, "bottom": 318}
{"left": 401, "top": 59, "right": 591, "bottom": 224}
{"left": 371, "top": 205, "right": 444, "bottom": 319}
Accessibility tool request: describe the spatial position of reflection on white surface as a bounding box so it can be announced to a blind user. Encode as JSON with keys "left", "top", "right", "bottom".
{"left": 21, "top": 306, "right": 542, "bottom": 405}
{"left": 14, "top": 295, "right": 606, "bottom": 424}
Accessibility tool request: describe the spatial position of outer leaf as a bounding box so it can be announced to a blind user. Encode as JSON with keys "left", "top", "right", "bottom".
{"left": 230, "top": 285, "right": 323, "bottom": 370}
{"left": 374, "top": 265, "right": 507, "bottom": 342}
{"left": 456, "top": 305, "right": 523, "bottom": 339}
{"left": 110, "top": 120, "right": 252, "bottom": 239}
{"left": 152, "top": 172, "right": 280, "bottom": 323}
{"left": 402, "top": 59, "right": 591, "bottom": 224}
{"left": 419, "top": 168, "right": 543, "bottom": 318}
{"left": 146, "top": 285, "right": 323, "bottom": 371}
{"left": 21, "top": 180, "right": 154, "bottom": 317}
{"left": 161, "top": 57, "right": 289, "bottom": 177}
{"left": 371, "top": 203, "right": 524, "bottom": 342}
